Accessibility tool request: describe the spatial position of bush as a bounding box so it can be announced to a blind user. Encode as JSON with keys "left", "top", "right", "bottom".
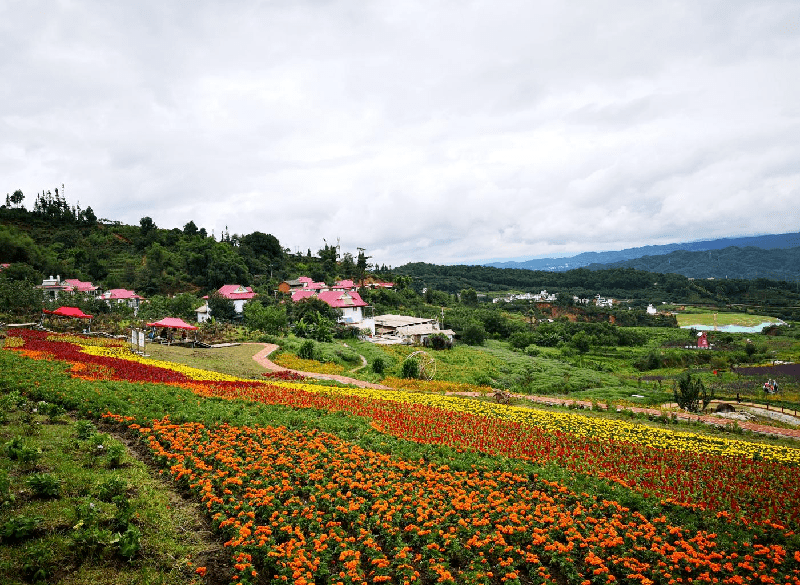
{"left": 372, "top": 356, "right": 386, "bottom": 375}
{"left": 524, "top": 345, "right": 541, "bottom": 357}
{"left": 461, "top": 322, "right": 486, "bottom": 346}
{"left": 27, "top": 473, "right": 60, "bottom": 498}
{"left": 401, "top": 358, "right": 420, "bottom": 379}
{"left": 298, "top": 339, "right": 315, "bottom": 360}
{"left": 117, "top": 525, "right": 141, "bottom": 559}
{"left": 424, "top": 333, "right": 452, "bottom": 350}
{"left": 0, "top": 515, "right": 42, "bottom": 542}
{"left": 673, "top": 372, "right": 714, "bottom": 412}
{"left": 98, "top": 476, "right": 127, "bottom": 502}
{"left": 75, "top": 420, "right": 98, "bottom": 440}
{"left": 634, "top": 351, "right": 662, "bottom": 371}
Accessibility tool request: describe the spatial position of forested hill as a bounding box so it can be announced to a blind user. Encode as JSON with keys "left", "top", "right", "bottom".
{"left": 394, "top": 262, "right": 800, "bottom": 314}
{"left": 486, "top": 232, "right": 800, "bottom": 272}
{"left": 0, "top": 197, "right": 381, "bottom": 297}
{"left": 585, "top": 246, "right": 800, "bottom": 281}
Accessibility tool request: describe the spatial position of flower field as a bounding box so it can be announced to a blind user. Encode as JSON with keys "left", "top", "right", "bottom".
{"left": 4, "top": 329, "right": 800, "bottom": 585}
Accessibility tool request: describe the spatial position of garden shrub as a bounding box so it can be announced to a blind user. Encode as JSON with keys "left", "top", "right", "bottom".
{"left": 674, "top": 371, "right": 714, "bottom": 412}
{"left": 298, "top": 339, "right": 315, "bottom": 360}
{"left": 460, "top": 322, "right": 486, "bottom": 346}
{"left": 26, "top": 473, "right": 60, "bottom": 498}
{"left": 401, "top": 358, "right": 419, "bottom": 379}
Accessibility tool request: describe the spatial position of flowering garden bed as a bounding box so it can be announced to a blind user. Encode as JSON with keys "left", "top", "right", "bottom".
{"left": 3, "top": 329, "right": 800, "bottom": 585}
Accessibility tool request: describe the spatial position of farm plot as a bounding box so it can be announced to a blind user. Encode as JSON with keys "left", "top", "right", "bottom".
{"left": 3, "top": 329, "right": 800, "bottom": 585}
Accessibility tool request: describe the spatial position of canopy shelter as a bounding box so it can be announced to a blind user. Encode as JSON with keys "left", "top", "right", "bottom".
{"left": 42, "top": 306, "right": 94, "bottom": 333}
{"left": 43, "top": 306, "right": 93, "bottom": 319}
{"left": 146, "top": 317, "right": 198, "bottom": 330}
{"left": 146, "top": 317, "right": 198, "bottom": 346}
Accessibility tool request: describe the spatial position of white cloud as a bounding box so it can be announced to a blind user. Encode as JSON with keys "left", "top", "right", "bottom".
{"left": 2, "top": 0, "right": 799, "bottom": 268}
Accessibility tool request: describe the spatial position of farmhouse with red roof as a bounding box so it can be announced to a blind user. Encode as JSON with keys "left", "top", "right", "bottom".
{"left": 99, "top": 288, "right": 145, "bottom": 313}
{"left": 39, "top": 275, "right": 99, "bottom": 300}
{"left": 196, "top": 284, "right": 256, "bottom": 322}
{"left": 291, "top": 288, "right": 374, "bottom": 333}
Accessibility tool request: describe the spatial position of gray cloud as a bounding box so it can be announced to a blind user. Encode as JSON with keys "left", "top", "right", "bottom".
{"left": 2, "top": 0, "right": 799, "bottom": 268}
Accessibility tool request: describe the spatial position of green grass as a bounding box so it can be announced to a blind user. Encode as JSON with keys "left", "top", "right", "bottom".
{"left": 4, "top": 336, "right": 800, "bottom": 584}
{"left": 0, "top": 396, "right": 215, "bottom": 585}
{"left": 675, "top": 311, "right": 783, "bottom": 327}
{"left": 144, "top": 341, "right": 270, "bottom": 379}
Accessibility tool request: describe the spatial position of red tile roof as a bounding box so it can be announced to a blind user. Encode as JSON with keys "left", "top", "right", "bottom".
{"left": 317, "top": 290, "right": 368, "bottom": 308}
{"left": 291, "top": 289, "right": 368, "bottom": 309}
{"left": 63, "top": 278, "right": 98, "bottom": 292}
{"left": 291, "top": 290, "right": 316, "bottom": 302}
{"left": 217, "top": 284, "right": 257, "bottom": 300}
{"left": 104, "top": 288, "right": 143, "bottom": 300}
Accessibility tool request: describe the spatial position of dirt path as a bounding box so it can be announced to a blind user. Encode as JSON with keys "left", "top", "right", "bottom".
{"left": 249, "top": 343, "right": 392, "bottom": 390}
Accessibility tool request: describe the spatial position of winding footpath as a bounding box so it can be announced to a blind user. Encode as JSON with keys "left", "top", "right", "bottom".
{"left": 249, "top": 343, "right": 392, "bottom": 389}
{"left": 248, "top": 343, "right": 800, "bottom": 441}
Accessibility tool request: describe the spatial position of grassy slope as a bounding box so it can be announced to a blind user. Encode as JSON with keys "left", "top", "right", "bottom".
{"left": 0, "top": 406, "right": 214, "bottom": 585}
{"left": 144, "top": 342, "right": 270, "bottom": 379}
{"left": 676, "top": 311, "right": 783, "bottom": 327}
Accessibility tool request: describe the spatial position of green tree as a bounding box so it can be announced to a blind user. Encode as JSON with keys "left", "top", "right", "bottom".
{"left": 80, "top": 206, "right": 97, "bottom": 226}
{"left": 183, "top": 221, "right": 199, "bottom": 237}
{"left": 0, "top": 277, "right": 43, "bottom": 317}
{"left": 167, "top": 293, "right": 200, "bottom": 321}
{"left": 673, "top": 372, "right": 714, "bottom": 412}
{"left": 0, "top": 225, "right": 41, "bottom": 265}
{"left": 571, "top": 330, "right": 591, "bottom": 354}
{"left": 9, "top": 189, "right": 24, "bottom": 207}
{"left": 290, "top": 297, "right": 341, "bottom": 324}
{"left": 460, "top": 288, "right": 479, "bottom": 306}
{"left": 207, "top": 292, "right": 237, "bottom": 322}
{"left": 243, "top": 301, "right": 288, "bottom": 334}
{"left": 461, "top": 321, "right": 486, "bottom": 346}
{"left": 356, "top": 248, "right": 370, "bottom": 285}
{"left": 340, "top": 252, "right": 356, "bottom": 280}
{"left": 139, "top": 216, "right": 156, "bottom": 237}
{"left": 401, "top": 357, "right": 420, "bottom": 379}
{"left": 294, "top": 310, "right": 334, "bottom": 342}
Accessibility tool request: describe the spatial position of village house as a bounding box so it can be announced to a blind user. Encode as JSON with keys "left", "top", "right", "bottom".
{"left": 39, "top": 275, "right": 99, "bottom": 300}
{"left": 595, "top": 295, "right": 614, "bottom": 308}
{"left": 372, "top": 314, "right": 454, "bottom": 345}
{"left": 291, "top": 288, "right": 374, "bottom": 333}
{"left": 277, "top": 276, "right": 328, "bottom": 294}
{"left": 493, "top": 290, "right": 557, "bottom": 304}
{"left": 99, "top": 288, "right": 145, "bottom": 314}
{"left": 196, "top": 284, "right": 257, "bottom": 323}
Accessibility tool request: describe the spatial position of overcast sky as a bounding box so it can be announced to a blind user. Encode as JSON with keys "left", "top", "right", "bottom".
{"left": 2, "top": 1, "right": 799, "bottom": 268}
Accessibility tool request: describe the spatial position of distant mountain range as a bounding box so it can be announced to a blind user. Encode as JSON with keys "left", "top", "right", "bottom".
{"left": 485, "top": 232, "right": 800, "bottom": 273}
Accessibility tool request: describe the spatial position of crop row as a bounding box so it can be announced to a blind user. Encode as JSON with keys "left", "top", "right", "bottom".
{"left": 5, "top": 329, "right": 800, "bottom": 531}
{"left": 103, "top": 414, "right": 800, "bottom": 585}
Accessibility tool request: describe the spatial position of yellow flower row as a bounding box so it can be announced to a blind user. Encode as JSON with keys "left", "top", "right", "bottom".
{"left": 79, "top": 345, "right": 243, "bottom": 382}
{"left": 381, "top": 376, "right": 494, "bottom": 395}
{"left": 2, "top": 336, "right": 25, "bottom": 348}
{"left": 47, "top": 334, "right": 123, "bottom": 347}
{"left": 285, "top": 381, "right": 800, "bottom": 464}
{"left": 71, "top": 336, "right": 800, "bottom": 464}
{"left": 270, "top": 353, "right": 346, "bottom": 375}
